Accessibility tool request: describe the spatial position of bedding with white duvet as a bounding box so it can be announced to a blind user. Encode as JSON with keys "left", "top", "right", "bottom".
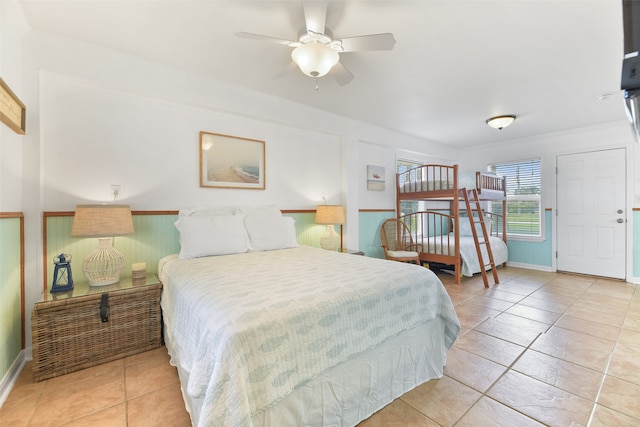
{"left": 399, "top": 171, "right": 478, "bottom": 193}
{"left": 159, "top": 246, "right": 460, "bottom": 427}
{"left": 416, "top": 233, "right": 509, "bottom": 277}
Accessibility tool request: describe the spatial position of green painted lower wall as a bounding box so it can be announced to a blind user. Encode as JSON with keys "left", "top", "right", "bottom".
{"left": 0, "top": 217, "right": 22, "bottom": 382}
{"left": 635, "top": 210, "right": 640, "bottom": 278}
{"left": 284, "top": 212, "right": 323, "bottom": 249}
{"left": 45, "top": 212, "right": 324, "bottom": 288}
{"left": 42, "top": 209, "right": 640, "bottom": 291}
{"left": 506, "top": 209, "right": 554, "bottom": 268}
{"left": 358, "top": 210, "right": 555, "bottom": 268}
{"left": 46, "top": 214, "right": 181, "bottom": 286}
{"left": 359, "top": 211, "right": 395, "bottom": 259}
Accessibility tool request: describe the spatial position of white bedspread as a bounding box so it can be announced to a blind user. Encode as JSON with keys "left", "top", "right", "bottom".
{"left": 400, "top": 172, "right": 477, "bottom": 193}
{"left": 417, "top": 233, "right": 509, "bottom": 277}
{"left": 159, "top": 246, "right": 459, "bottom": 427}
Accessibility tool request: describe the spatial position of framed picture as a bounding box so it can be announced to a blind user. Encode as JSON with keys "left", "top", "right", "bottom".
{"left": 367, "top": 165, "right": 385, "bottom": 191}
{"left": 0, "top": 78, "right": 26, "bottom": 135}
{"left": 199, "top": 132, "right": 265, "bottom": 190}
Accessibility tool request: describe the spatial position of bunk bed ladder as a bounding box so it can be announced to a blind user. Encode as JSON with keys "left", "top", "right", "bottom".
{"left": 462, "top": 188, "right": 499, "bottom": 287}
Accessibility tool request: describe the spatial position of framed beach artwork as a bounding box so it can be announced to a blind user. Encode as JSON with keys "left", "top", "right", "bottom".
{"left": 199, "top": 132, "right": 265, "bottom": 190}
{"left": 367, "top": 165, "right": 385, "bottom": 191}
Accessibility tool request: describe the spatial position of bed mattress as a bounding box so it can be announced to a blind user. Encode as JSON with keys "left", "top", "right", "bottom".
{"left": 399, "top": 171, "right": 477, "bottom": 193}
{"left": 416, "top": 234, "right": 509, "bottom": 277}
{"left": 158, "top": 246, "right": 460, "bottom": 426}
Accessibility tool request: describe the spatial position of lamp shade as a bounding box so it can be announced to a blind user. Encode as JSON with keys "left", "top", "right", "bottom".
{"left": 71, "top": 204, "right": 134, "bottom": 286}
{"left": 71, "top": 205, "right": 134, "bottom": 237}
{"left": 291, "top": 43, "right": 339, "bottom": 78}
{"left": 315, "top": 205, "right": 345, "bottom": 225}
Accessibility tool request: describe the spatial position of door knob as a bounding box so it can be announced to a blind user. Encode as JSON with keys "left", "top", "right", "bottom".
{"left": 617, "top": 209, "right": 623, "bottom": 214}
{"left": 617, "top": 218, "right": 624, "bottom": 223}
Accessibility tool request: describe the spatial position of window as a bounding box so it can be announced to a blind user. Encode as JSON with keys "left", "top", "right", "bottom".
{"left": 397, "top": 159, "right": 422, "bottom": 217}
{"left": 487, "top": 158, "right": 542, "bottom": 238}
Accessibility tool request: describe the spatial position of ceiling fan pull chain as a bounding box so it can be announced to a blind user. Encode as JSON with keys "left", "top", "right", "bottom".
{"left": 315, "top": 78, "right": 319, "bottom": 91}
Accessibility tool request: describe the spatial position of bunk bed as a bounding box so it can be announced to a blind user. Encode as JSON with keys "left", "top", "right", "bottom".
{"left": 396, "top": 164, "right": 508, "bottom": 285}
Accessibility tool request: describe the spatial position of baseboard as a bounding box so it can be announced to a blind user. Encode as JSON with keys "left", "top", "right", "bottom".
{"left": 505, "top": 261, "right": 554, "bottom": 272}
{"left": 508, "top": 263, "right": 639, "bottom": 284}
{"left": 0, "top": 350, "right": 27, "bottom": 407}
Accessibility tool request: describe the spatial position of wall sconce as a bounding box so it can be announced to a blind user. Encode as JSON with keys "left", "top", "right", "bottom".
{"left": 71, "top": 204, "right": 134, "bottom": 286}
{"left": 315, "top": 204, "right": 345, "bottom": 251}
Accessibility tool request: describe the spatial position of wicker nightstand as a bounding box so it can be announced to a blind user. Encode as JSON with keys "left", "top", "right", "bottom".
{"left": 31, "top": 273, "right": 162, "bottom": 382}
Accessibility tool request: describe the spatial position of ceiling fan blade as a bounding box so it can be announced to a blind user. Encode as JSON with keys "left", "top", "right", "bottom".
{"left": 273, "top": 61, "right": 299, "bottom": 80}
{"left": 331, "top": 62, "right": 354, "bottom": 86}
{"left": 235, "top": 32, "right": 297, "bottom": 47}
{"left": 303, "top": 0, "right": 327, "bottom": 35}
{"left": 337, "top": 33, "right": 396, "bottom": 52}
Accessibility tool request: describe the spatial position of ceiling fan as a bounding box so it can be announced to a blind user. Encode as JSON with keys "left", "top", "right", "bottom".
{"left": 235, "top": 1, "right": 395, "bottom": 86}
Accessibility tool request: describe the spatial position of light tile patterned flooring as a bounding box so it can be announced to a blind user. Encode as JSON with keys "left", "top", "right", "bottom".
{"left": 2, "top": 267, "right": 640, "bottom": 426}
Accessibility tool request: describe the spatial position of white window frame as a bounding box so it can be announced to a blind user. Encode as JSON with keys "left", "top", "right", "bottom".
{"left": 487, "top": 158, "right": 544, "bottom": 242}
{"left": 397, "top": 158, "right": 424, "bottom": 217}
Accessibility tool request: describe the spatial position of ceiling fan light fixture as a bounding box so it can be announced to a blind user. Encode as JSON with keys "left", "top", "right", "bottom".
{"left": 291, "top": 42, "right": 339, "bottom": 78}
{"left": 486, "top": 115, "right": 516, "bottom": 130}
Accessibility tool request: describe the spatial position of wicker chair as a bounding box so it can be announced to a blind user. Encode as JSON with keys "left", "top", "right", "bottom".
{"left": 380, "top": 218, "right": 421, "bottom": 265}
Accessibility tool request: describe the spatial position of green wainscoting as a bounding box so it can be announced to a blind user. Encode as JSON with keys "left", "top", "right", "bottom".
{"left": 45, "top": 214, "right": 181, "bottom": 288}
{"left": 358, "top": 210, "right": 395, "bottom": 259}
{"left": 44, "top": 211, "right": 324, "bottom": 289}
{"left": 357, "top": 209, "right": 556, "bottom": 269}
{"left": 505, "top": 209, "right": 553, "bottom": 269}
{"left": 0, "top": 215, "right": 23, "bottom": 382}
{"left": 284, "top": 212, "right": 324, "bottom": 249}
{"left": 635, "top": 209, "right": 640, "bottom": 278}
{"left": 42, "top": 208, "right": 640, "bottom": 287}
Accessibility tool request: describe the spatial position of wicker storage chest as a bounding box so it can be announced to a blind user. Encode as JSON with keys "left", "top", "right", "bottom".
{"left": 32, "top": 275, "right": 162, "bottom": 382}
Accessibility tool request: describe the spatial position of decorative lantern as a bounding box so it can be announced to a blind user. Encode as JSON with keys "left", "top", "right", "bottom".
{"left": 51, "top": 253, "right": 74, "bottom": 293}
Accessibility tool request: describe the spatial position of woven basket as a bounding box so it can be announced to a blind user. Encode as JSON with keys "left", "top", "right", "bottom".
{"left": 31, "top": 283, "right": 162, "bottom": 382}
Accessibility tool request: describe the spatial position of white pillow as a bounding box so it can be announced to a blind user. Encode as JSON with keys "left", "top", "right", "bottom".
{"left": 174, "top": 214, "right": 250, "bottom": 259}
{"left": 244, "top": 216, "right": 298, "bottom": 251}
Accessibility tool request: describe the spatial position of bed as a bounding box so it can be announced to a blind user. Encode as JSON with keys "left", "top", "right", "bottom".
{"left": 159, "top": 206, "right": 460, "bottom": 427}
{"left": 396, "top": 164, "right": 508, "bottom": 285}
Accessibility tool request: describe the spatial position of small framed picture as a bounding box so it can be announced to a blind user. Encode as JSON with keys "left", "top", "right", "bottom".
{"left": 367, "top": 165, "right": 385, "bottom": 191}
{"left": 0, "top": 78, "right": 26, "bottom": 135}
{"left": 199, "top": 132, "right": 265, "bottom": 190}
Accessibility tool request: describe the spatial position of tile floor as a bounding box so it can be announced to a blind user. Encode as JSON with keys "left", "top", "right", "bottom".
{"left": 2, "top": 267, "right": 640, "bottom": 426}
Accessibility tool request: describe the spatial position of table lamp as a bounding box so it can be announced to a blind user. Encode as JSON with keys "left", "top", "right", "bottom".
{"left": 71, "top": 204, "right": 134, "bottom": 286}
{"left": 315, "top": 205, "right": 345, "bottom": 251}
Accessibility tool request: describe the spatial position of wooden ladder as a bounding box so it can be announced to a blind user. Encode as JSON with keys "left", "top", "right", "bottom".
{"left": 461, "top": 188, "right": 499, "bottom": 287}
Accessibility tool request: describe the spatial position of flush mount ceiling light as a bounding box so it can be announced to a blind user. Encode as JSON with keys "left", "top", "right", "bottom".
{"left": 486, "top": 115, "right": 516, "bottom": 130}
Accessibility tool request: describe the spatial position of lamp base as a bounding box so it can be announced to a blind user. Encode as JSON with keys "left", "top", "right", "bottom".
{"left": 320, "top": 225, "right": 340, "bottom": 251}
{"left": 83, "top": 237, "right": 125, "bottom": 286}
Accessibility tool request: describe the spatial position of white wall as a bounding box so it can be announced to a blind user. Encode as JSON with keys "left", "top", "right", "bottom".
{"left": 458, "top": 121, "right": 637, "bottom": 207}
{"left": 39, "top": 72, "right": 344, "bottom": 211}
{"left": 0, "top": 1, "right": 29, "bottom": 211}
{"left": 357, "top": 141, "right": 456, "bottom": 211}
{"left": 25, "top": 30, "right": 456, "bottom": 213}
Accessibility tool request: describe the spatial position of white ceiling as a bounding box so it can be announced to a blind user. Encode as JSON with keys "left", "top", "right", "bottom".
{"left": 20, "top": 0, "right": 628, "bottom": 149}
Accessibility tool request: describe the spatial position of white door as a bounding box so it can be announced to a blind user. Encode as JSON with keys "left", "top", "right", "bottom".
{"left": 557, "top": 149, "right": 626, "bottom": 279}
